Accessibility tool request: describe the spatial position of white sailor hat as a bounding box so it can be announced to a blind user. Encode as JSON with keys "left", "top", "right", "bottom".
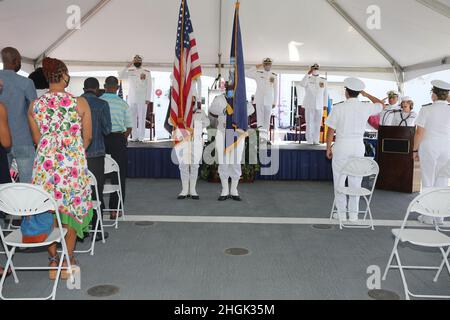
{"left": 401, "top": 96, "right": 413, "bottom": 102}
{"left": 431, "top": 80, "right": 450, "bottom": 91}
{"left": 263, "top": 58, "right": 273, "bottom": 64}
{"left": 387, "top": 90, "right": 399, "bottom": 97}
{"left": 344, "top": 77, "right": 365, "bottom": 92}
{"left": 133, "top": 55, "right": 143, "bottom": 62}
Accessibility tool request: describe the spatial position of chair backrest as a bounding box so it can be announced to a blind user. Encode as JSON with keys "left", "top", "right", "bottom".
{"left": 406, "top": 188, "right": 450, "bottom": 220}
{"left": 0, "top": 183, "right": 57, "bottom": 217}
{"left": 104, "top": 155, "right": 120, "bottom": 175}
{"left": 86, "top": 170, "right": 102, "bottom": 208}
{"left": 341, "top": 157, "right": 379, "bottom": 178}
{"left": 438, "top": 160, "right": 450, "bottom": 179}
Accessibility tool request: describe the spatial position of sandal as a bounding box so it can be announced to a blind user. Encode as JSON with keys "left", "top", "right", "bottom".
{"left": 48, "top": 255, "right": 59, "bottom": 280}
{"left": 0, "top": 266, "right": 12, "bottom": 279}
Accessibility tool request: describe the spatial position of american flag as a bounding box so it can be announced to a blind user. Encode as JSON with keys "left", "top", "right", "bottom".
{"left": 170, "top": 0, "right": 202, "bottom": 132}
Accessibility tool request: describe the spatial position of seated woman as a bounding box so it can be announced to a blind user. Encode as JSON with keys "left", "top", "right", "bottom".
{"left": 0, "top": 101, "right": 12, "bottom": 278}
{"left": 392, "top": 96, "right": 417, "bottom": 127}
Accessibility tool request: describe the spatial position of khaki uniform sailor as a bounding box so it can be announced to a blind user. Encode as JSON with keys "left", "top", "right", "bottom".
{"left": 299, "top": 64, "right": 328, "bottom": 145}
{"left": 325, "top": 78, "right": 383, "bottom": 222}
{"left": 247, "top": 58, "right": 278, "bottom": 140}
{"left": 414, "top": 80, "right": 450, "bottom": 225}
{"left": 120, "top": 55, "right": 153, "bottom": 142}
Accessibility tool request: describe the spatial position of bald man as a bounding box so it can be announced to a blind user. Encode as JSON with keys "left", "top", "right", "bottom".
{"left": 0, "top": 47, "right": 37, "bottom": 183}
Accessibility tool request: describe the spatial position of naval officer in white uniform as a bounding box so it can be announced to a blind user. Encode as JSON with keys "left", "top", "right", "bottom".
{"left": 209, "top": 83, "right": 255, "bottom": 201}
{"left": 299, "top": 64, "right": 328, "bottom": 145}
{"left": 413, "top": 80, "right": 450, "bottom": 225}
{"left": 120, "top": 55, "right": 153, "bottom": 142}
{"left": 379, "top": 90, "right": 401, "bottom": 126}
{"left": 326, "top": 78, "right": 385, "bottom": 222}
{"left": 247, "top": 58, "right": 278, "bottom": 141}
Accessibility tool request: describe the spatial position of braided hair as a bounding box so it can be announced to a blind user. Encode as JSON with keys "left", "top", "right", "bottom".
{"left": 42, "top": 57, "right": 68, "bottom": 84}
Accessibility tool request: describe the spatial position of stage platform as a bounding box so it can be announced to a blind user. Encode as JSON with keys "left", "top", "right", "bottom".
{"left": 127, "top": 140, "right": 333, "bottom": 181}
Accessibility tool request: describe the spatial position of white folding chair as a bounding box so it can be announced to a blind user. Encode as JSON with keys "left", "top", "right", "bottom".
{"left": 329, "top": 157, "right": 379, "bottom": 230}
{"left": 436, "top": 161, "right": 450, "bottom": 232}
{"left": 383, "top": 188, "right": 450, "bottom": 300}
{"left": 0, "top": 183, "right": 73, "bottom": 300}
{"left": 103, "top": 155, "right": 125, "bottom": 229}
{"left": 74, "top": 171, "right": 106, "bottom": 256}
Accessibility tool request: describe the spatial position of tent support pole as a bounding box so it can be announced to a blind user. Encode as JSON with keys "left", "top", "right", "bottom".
{"left": 415, "top": 0, "right": 450, "bottom": 19}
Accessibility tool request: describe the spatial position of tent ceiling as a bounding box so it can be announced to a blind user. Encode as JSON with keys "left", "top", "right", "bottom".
{"left": 1, "top": 0, "right": 449, "bottom": 81}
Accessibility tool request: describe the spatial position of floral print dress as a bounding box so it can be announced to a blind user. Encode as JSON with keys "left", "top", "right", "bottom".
{"left": 32, "top": 92, "right": 93, "bottom": 238}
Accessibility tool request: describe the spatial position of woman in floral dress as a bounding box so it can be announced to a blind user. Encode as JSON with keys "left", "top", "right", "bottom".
{"left": 27, "top": 57, "right": 93, "bottom": 279}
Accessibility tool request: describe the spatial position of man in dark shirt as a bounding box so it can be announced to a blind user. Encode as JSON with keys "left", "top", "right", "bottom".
{"left": 82, "top": 78, "right": 112, "bottom": 241}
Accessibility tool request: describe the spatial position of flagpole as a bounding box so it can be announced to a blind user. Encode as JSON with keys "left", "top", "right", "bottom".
{"left": 179, "top": 0, "right": 185, "bottom": 127}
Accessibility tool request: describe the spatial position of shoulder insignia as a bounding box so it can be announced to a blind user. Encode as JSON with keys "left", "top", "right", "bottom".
{"left": 272, "top": 72, "right": 277, "bottom": 76}
{"left": 333, "top": 101, "right": 344, "bottom": 106}
{"left": 257, "top": 71, "right": 264, "bottom": 74}
{"left": 422, "top": 103, "right": 432, "bottom": 107}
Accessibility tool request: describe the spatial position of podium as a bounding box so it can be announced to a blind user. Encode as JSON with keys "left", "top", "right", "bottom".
{"left": 376, "top": 126, "right": 421, "bottom": 193}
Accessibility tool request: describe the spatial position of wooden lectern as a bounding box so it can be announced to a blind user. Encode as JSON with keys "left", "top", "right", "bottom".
{"left": 376, "top": 126, "right": 421, "bottom": 193}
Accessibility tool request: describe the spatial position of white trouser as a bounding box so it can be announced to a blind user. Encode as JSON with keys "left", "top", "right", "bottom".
{"left": 256, "top": 104, "right": 272, "bottom": 139}
{"left": 215, "top": 132, "right": 246, "bottom": 181}
{"left": 305, "top": 108, "right": 323, "bottom": 144}
{"left": 130, "top": 102, "right": 147, "bottom": 140}
{"left": 419, "top": 140, "right": 450, "bottom": 191}
{"left": 332, "top": 140, "right": 365, "bottom": 218}
{"left": 175, "top": 140, "right": 202, "bottom": 181}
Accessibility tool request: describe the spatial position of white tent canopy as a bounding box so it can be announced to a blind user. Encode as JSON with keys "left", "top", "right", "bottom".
{"left": 1, "top": 0, "right": 450, "bottom": 82}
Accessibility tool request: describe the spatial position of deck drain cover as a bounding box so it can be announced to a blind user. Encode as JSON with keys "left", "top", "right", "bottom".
{"left": 312, "top": 224, "right": 334, "bottom": 230}
{"left": 225, "top": 248, "right": 250, "bottom": 256}
{"left": 87, "top": 285, "right": 120, "bottom": 298}
{"left": 135, "top": 221, "right": 155, "bottom": 227}
{"left": 368, "top": 289, "right": 400, "bottom": 300}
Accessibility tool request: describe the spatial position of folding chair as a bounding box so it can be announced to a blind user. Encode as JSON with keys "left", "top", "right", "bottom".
{"left": 0, "top": 183, "right": 73, "bottom": 300}
{"left": 382, "top": 188, "right": 450, "bottom": 300}
{"left": 329, "top": 157, "right": 379, "bottom": 230}
{"left": 74, "top": 171, "right": 106, "bottom": 256}
{"left": 103, "top": 155, "right": 125, "bottom": 229}
{"left": 436, "top": 161, "right": 450, "bottom": 232}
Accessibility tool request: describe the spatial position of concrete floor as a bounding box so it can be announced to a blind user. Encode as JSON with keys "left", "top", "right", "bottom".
{"left": 1, "top": 179, "right": 449, "bottom": 300}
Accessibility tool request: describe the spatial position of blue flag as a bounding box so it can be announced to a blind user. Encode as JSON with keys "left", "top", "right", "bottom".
{"left": 225, "top": 1, "right": 248, "bottom": 153}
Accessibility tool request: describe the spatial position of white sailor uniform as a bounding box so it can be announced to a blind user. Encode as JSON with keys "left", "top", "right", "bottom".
{"left": 326, "top": 99, "right": 382, "bottom": 221}
{"left": 120, "top": 67, "right": 152, "bottom": 141}
{"left": 247, "top": 68, "right": 278, "bottom": 140}
{"left": 209, "top": 94, "right": 255, "bottom": 198}
{"left": 299, "top": 73, "right": 328, "bottom": 144}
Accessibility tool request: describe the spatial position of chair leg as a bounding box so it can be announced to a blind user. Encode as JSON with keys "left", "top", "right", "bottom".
{"left": 383, "top": 239, "right": 400, "bottom": 281}
{"left": 394, "top": 250, "right": 411, "bottom": 300}
{"left": 434, "top": 246, "right": 450, "bottom": 282}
